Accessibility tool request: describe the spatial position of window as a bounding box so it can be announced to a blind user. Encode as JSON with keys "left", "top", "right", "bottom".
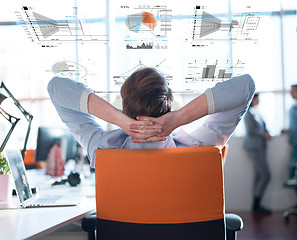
{"left": 0, "top": 0, "right": 296, "bottom": 149}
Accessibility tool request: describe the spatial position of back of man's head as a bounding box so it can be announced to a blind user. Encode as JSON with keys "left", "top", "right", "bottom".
{"left": 121, "top": 67, "right": 173, "bottom": 119}
{"left": 291, "top": 84, "right": 297, "bottom": 100}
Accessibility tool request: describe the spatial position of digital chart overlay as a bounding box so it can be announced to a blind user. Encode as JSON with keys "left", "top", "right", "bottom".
{"left": 15, "top": 6, "right": 108, "bottom": 47}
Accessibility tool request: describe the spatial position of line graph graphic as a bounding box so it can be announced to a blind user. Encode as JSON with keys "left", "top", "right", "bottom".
{"left": 185, "top": 59, "right": 245, "bottom": 82}
{"left": 126, "top": 42, "right": 153, "bottom": 49}
{"left": 15, "top": 6, "right": 108, "bottom": 47}
{"left": 113, "top": 59, "right": 172, "bottom": 86}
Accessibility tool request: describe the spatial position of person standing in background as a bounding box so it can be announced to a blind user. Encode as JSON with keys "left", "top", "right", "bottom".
{"left": 243, "top": 93, "right": 272, "bottom": 214}
{"left": 288, "top": 84, "right": 297, "bottom": 179}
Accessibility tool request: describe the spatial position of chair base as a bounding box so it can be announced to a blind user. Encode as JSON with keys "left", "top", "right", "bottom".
{"left": 283, "top": 205, "right": 297, "bottom": 223}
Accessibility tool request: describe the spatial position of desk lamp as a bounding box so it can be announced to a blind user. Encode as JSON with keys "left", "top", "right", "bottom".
{"left": 0, "top": 82, "right": 33, "bottom": 159}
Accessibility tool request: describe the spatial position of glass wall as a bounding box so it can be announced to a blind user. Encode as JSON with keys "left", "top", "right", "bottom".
{"left": 0, "top": 0, "right": 296, "bottom": 150}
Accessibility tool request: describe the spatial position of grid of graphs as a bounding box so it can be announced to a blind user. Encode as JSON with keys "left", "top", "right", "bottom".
{"left": 1, "top": 1, "right": 268, "bottom": 93}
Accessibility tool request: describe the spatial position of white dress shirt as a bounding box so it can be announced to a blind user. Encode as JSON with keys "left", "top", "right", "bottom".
{"left": 48, "top": 74, "right": 255, "bottom": 168}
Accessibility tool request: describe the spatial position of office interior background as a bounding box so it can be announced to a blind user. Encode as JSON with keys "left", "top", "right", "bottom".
{"left": 0, "top": 0, "right": 297, "bottom": 212}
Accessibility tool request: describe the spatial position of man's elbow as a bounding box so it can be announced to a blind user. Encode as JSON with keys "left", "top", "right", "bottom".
{"left": 47, "top": 77, "right": 60, "bottom": 99}
{"left": 242, "top": 74, "right": 256, "bottom": 101}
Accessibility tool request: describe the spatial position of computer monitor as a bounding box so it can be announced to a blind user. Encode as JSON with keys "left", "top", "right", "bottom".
{"left": 35, "top": 127, "right": 79, "bottom": 162}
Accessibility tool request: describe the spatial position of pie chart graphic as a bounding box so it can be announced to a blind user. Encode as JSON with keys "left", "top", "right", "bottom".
{"left": 126, "top": 12, "right": 157, "bottom": 32}
{"left": 51, "top": 61, "right": 87, "bottom": 79}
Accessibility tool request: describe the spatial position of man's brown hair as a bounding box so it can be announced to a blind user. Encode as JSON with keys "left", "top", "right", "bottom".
{"left": 121, "top": 67, "right": 173, "bottom": 119}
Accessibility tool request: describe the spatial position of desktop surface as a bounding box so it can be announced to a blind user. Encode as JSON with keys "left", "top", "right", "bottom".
{"left": 0, "top": 169, "right": 96, "bottom": 240}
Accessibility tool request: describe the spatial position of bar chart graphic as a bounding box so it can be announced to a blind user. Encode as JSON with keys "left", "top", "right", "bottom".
{"left": 185, "top": 59, "right": 245, "bottom": 82}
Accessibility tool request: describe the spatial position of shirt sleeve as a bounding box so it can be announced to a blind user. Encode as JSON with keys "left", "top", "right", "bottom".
{"left": 47, "top": 77, "right": 102, "bottom": 164}
{"left": 186, "top": 74, "right": 255, "bottom": 147}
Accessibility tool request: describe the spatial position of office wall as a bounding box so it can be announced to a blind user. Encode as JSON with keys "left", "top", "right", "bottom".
{"left": 224, "top": 135, "right": 296, "bottom": 211}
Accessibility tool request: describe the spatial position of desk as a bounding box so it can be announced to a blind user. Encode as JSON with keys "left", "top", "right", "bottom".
{"left": 0, "top": 170, "right": 96, "bottom": 240}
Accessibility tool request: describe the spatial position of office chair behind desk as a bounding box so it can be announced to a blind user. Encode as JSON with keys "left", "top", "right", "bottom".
{"left": 82, "top": 213, "right": 242, "bottom": 240}
{"left": 82, "top": 146, "right": 243, "bottom": 240}
{"left": 283, "top": 177, "right": 297, "bottom": 223}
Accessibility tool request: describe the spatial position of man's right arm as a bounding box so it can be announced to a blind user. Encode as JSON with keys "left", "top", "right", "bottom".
{"left": 131, "top": 74, "right": 255, "bottom": 146}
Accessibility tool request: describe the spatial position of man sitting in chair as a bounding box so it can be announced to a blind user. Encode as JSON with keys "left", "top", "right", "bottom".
{"left": 48, "top": 67, "right": 255, "bottom": 168}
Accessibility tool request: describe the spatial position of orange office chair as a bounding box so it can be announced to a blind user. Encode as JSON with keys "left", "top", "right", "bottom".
{"left": 83, "top": 146, "right": 242, "bottom": 240}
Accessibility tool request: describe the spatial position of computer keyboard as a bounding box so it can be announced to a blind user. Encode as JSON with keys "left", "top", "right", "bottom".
{"left": 34, "top": 197, "right": 61, "bottom": 204}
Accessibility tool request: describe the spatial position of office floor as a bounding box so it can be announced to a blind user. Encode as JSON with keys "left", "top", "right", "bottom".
{"left": 237, "top": 211, "right": 297, "bottom": 240}
{"left": 39, "top": 220, "right": 88, "bottom": 240}
{"left": 40, "top": 211, "right": 297, "bottom": 240}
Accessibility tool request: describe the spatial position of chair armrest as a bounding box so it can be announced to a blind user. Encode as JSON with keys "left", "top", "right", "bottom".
{"left": 81, "top": 213, "right": 97, "bottom": 232}
{"left": 225, "top": 213, "right": 243, "bottom": 232}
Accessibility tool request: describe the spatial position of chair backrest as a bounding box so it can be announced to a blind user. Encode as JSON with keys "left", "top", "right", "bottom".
{"left": 95, "top": 146, "right": 226, "bottom": 240}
